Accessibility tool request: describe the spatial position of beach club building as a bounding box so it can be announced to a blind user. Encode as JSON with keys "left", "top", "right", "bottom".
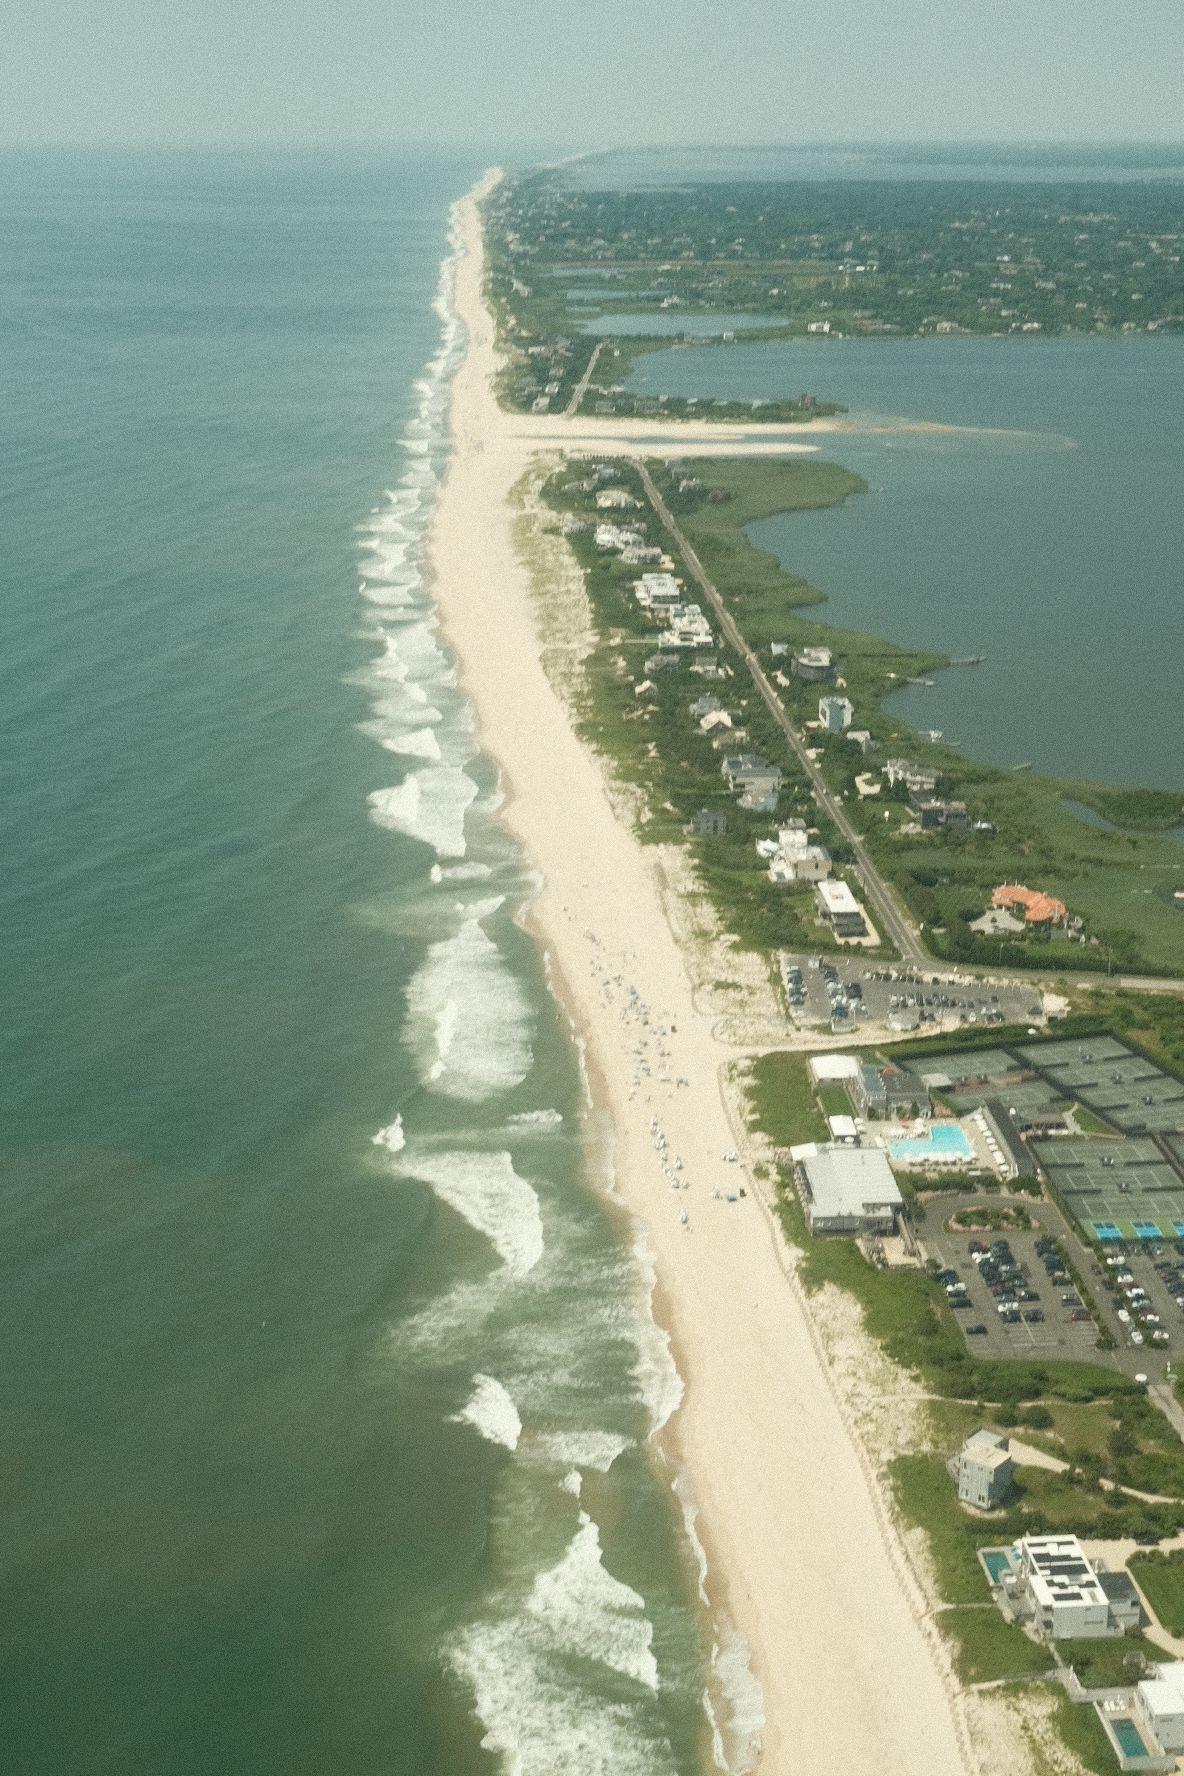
{"left": 792, "top": 1144, "right": 903, "bottom": 1236}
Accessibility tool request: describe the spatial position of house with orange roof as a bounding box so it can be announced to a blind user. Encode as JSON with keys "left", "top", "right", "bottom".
{"left": 991, "top": 884, "right": 1068, "bottom": 927}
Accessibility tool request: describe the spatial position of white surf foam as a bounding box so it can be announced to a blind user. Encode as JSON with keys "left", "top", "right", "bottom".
{"left": 707, "top": 1627, "right": 765, "bottom": 1776}
{"left": 378, "top": 725, "right": 442, "bottom": 761}
{"left": 507, "top": 1108, "right": 565, "bottom": 1130}
{"left": 399, "top": 1148, "right": 543, "bottom": 1276}
{"left": 404, "top": 911, "right": 533, "bottom": 1098}
{"left": 453, "top": 1373, "right": 522, "bottom": 1451}
{"left": 528, "top": 1513, "right": 659, "bottom": 1690}
{"left": 532, "top": 1431, "right": 630, "bottom": 1473}
{"left": 371, "top": 1117, "right": 405, "bottom": 1155}
{"left": 368, "top": 764, "right": 478, "bottom": 859}
{"left": 431, "top": 861, "right": 493, "bottom": 882}
{"left": 629, "top": 1230, "right": 685, "bottom": 1434}
{"left": 450, "top": 1506, "right": 675, "bottom": 1776}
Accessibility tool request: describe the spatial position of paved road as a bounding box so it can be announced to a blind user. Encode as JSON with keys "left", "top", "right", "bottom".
{"left": 632, "top": 459, "right": 1184, "bottom": 1000}
{"left": 564, "top": 340, "right": 605, "bottom": 417}
{"left": 632, "top": 458, "right": 929, "bottom": 967}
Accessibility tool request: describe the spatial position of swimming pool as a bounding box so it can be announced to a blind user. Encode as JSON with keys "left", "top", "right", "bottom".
{"left": 1111, "top": 1717, "right": 1149, "bottom": 1759}
{"left": 981, "top": 1549, "right": 1012, "bottom": 1584}
{"left": 889, "top": 1124, "right": 974, "bottom": 1165}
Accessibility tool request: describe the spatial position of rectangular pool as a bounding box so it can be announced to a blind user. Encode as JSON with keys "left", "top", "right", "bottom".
{"left": 1112, "top": 1718, "right": 1148, "bottom": 1759}
{"left": 890, "top": 1125, "right": 975, "bottom": 1165}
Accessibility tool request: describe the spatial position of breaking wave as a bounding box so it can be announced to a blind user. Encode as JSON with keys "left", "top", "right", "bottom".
{"left": 453, "top": 1373, "right": 522, "bottom": 1451}
{"left": 403, "top": 908, "right": 533, "bottom": 1099}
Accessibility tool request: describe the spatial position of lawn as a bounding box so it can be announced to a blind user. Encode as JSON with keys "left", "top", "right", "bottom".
{"left": 937, "top": 1606, "right": 1053, "bottom": 1685}
{"left": 1130, "top": 1552, "right": 1184, "bottom": 1637}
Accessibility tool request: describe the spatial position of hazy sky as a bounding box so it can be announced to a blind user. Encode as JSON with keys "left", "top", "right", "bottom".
{"left": 4, "top": 0, "right": 1183, "bottom": 148}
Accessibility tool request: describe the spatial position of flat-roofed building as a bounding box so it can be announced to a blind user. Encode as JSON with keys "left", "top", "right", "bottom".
{"left": 1013, "top": 1535, "right": 1142, "bottom": 1639}
{"left": 814, "top": 878, "right": 868, "bottom": 938}
{"left": 954, "top": 1429, "right": 1015, "bottom": 1509}
{"left": 852, "top": 1062, "right": 928, "bottom": 1118}
{"left": 819, "top": 694, "right": 855, "bottom": 733}
{"left": 1137, "top": 1663, "right": 1184, "bottom": 1754}
{"left": 979, "top": 1100, "right": 1036, "bottom": 1181}
{"left": 794, "top": 1144, "right": 903, "bottom": 1235}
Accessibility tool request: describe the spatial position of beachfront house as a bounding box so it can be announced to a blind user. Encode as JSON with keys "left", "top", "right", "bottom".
{"left": 690, "top": 808, "right": 727, "bottom": 839}
{"left": 1135, "top": 1664, "right": 1184, "bottom": 1756}
{"left": 997, "top": 1536, "right": 1143, "bottom": 1640}
{"left": 722, "top": 754, "right": 782, "bottom": 801}
{"left": 952, "top": 1429, "right": 1015, "bottom": 1509}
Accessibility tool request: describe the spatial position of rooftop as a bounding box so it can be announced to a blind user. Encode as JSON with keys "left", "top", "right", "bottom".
{"left": 798, "top": 1146, "right": 903, "bottom": 1219}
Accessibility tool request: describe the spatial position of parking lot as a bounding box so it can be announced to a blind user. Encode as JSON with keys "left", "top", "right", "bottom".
{"left": 1093, "top": 1242, "right": 1184, "bottom": 1358}
{"left": 779, "top": 952, "right": 1041, "bottom": 1035}
{"left": 926, "top": 1223, "right": 1107, "bottom": 1363}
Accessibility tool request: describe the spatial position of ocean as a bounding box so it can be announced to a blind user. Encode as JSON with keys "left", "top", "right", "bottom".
{"left": 0, "top": 150, "right": 736, "bottom": 1775}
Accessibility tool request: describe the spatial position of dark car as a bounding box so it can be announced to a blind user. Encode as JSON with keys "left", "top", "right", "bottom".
{"left": 1023, "top": 1309, "right": 1045, "bottom": 1323}
{"left": 966, "top": 1323, "right": 988, "bottom": 1336}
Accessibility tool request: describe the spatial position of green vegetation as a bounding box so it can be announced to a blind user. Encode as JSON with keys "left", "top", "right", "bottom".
{"left": 745, "top": 1053, "right": 828, "bottom": 1147}
{"left": 540, "top": 461, "right": 874, "bottom": 959}
{"left": 1131, "top": 1550, "right": 1184, "bottom": 1635}
{"left": 486, "top": 172, "right": 1184, "bottom": 416}
{"left": 938, "top": 1605, "right": 1053, "bottom": 1686}
{"left": 1076, "top": 787, "right": 1184, "bottom": 833}
{"left": 651, "top": 456, "right": 1184, "bottom": 978}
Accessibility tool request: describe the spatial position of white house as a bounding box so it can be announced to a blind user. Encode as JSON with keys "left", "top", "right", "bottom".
{"left": 819, "top": 695, "right": 855, "bottom": 733}
{"left": 1137, "top": 1663, "right": 1184, "bottom": 1754}
{"left": 954, "top": 1429, "right": 1014, "bottom": 1509}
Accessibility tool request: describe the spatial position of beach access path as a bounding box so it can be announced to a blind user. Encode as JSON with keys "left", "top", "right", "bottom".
{"left": 428, "top": 170, "right": 975, "bottom": 1776}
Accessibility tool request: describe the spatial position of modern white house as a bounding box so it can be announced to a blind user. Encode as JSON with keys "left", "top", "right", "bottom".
{"left": 819, "top": 694, "right": 855, "bottom": 733}
{"left": 996, "top": 1535, "right": 1143, "bottom": 1640}
{"left": 952, "top": 1429, "right": 1015, "bottom": 1509}
{"left": 1136, "top": 1663, "right": 1184, "bottom": 1754}
{"left": 792, "top": 1144, "right": 903, "bottom": 1235}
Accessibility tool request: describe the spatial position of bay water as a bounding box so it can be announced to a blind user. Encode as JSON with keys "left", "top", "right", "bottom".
{"left": 625, "top": 331, "right": 1184, "bottom": 792}
{"left": 0, "top": 151, "right": 741, "bottom": 1775}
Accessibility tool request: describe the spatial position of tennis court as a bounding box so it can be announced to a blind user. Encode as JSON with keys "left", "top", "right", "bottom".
{"left": 1018, "top": 1036, "right": 1184, "bottom": 1136}
{"left": 1034, "top": 1135, "right": 1184, "bottom": 1241}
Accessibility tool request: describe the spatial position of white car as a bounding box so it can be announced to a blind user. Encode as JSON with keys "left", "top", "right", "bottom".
{"left": 1117, "top": 1310, "right": 1132, "bottom": 1324}
{"left": 1131, "top": 1331, "right": 1145, "bottom": 1346}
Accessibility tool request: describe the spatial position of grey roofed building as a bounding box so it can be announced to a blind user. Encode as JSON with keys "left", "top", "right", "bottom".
{"left": 690, "top": 808, "right": 727, "bottom": 838}
{"left": 851, "top": 1063, "right": 928, "bottom": 1118}
{"left": 981, "top": 1100, "right": 1036, "bottom": 1180}
{"left": 952, "top": 1429, "right": 1015, "bottom": 1509}
{"left": 794, "top": 1145, "right": 903, "bottom": 1235}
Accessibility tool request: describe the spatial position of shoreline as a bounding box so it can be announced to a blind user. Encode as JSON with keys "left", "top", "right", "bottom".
{"left": 428, "top": 170, "right": 975, "bottom": 1775}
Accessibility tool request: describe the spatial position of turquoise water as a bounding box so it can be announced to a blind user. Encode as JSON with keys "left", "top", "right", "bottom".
{"left": 1112, "top": 1718, "right": 1150, "bottom": 1759}
{"left": 0, "top": 151, "right": 729, "bottom": 1776}
{"left": 625, "top": 334, "right": 1184, "bottom": 790}
{"left": 888, "top": 1127, "right": 974, "bottom": 1163}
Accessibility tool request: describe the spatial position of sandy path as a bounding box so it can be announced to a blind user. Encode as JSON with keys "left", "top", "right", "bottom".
{"left": 427, "top": 172, "right": 974, "bottom": 1776}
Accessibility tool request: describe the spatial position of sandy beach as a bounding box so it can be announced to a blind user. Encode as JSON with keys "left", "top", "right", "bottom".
{"left": 428, "top": 172, "right": 975, "bottom": 1776}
